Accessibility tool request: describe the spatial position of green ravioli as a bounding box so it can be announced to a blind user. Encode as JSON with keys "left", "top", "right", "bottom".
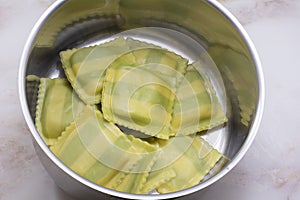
{"left": 35, "top": 78, "right": 85, "bottom": 146}
{"left": 51, "top": 106, "right": 162, "bottom": 193}
{"left": 171, "top": 62, "right": 227, "bottom": 135}
{"left": 60, "top": 37, "right": 157, "bottom": 105}
{"left": 32, "top": 35, "right": 229, "bottom": 195}
{"left": 102, "top": 48, "right": 188, "bottom": 139}
{"left": 154, "top": 135, "right": 222, "bottom": 193}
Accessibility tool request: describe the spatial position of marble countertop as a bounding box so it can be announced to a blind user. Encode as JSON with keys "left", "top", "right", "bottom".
{"left": 1, "top": 0, "right": 300, "bottom": 199}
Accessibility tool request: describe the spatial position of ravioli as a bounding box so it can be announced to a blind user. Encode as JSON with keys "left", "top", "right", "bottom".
{"left": 109, "top": 135, "right": 159, "bottom": 194}
{"left": 51, "top": 106, "right": 163, "bottom": 193}
{"left": 51, "top": 106, "right": 139, "bottom": 188}
{"left": 171, "top": 62, "right": 227, "bottom": 135}
{"left": 60, "top": 37, "right": 157, "bottom": 105}
{"left": 31, "top": 36, "right": 229, "bottom": 195}
{"left": 101, "top": 48, "right": 188, "bottom": 139}
{"left": 35, "top": 78, "right": 85, "bottom": 146}
{"left": 154, "top": 135, "right": 223, "bottom": 193}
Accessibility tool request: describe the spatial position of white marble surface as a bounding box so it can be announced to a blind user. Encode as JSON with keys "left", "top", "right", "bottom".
{"left": 1, "top": 0, "right": 300, "bottom": 199}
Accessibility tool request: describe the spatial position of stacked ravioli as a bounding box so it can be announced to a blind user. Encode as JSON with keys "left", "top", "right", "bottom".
{"left": 30, "top": 37, "right": 228, "bottom": 194}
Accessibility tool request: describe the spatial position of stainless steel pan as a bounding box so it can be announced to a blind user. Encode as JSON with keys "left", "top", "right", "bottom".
{"left": 19, "top": 0, "right": 264, "bottom": 199}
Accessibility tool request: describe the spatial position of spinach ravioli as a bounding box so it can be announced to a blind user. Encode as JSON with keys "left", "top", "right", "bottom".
{"left": 101, "top": 48, "right": 188, "bottom": 139}
{"left": 171, "top": 62, "right": 227, "bottom": 135}
{"left": 29, "top": 36, "right": 228, "bottom": 195}
{"left": 35, "top": 78, "right": 85, "bottom": 146}
{"left": 60, "top": 37, "right": 157, "bottom": 105}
